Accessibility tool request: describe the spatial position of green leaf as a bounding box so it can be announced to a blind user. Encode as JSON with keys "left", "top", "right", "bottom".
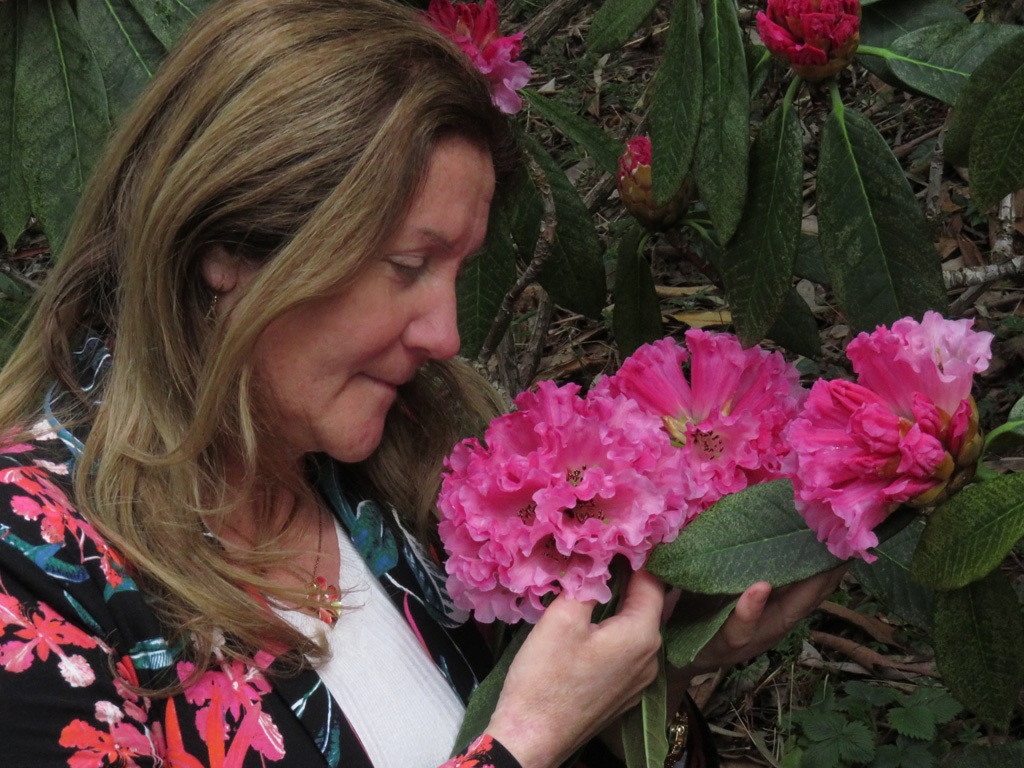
{"left": 78, "top": 0, "right": 166, "bottom": 119}
{"left": 887, "top": 23, "right": 1024, "bottom": 106}
{"left": 586, "top": 0, "right": 661, "bottom": 55}
{"left": 853, "top": 519, "right": 934, "bottom": 631}
{"left": 970, "top": 60, "right": 1024, "bottom": 210}
{"left": 664, "top": 598, "right": 736, "bottom": 669}
{"left": 127, "top": 0, "right": 213, "bottom": 50}
{"left": 649, "top": 0, "right": 701, "bottom": 206}
{"left": 858, "top": 0, "right": 966, "bottom": 85}
{"left": 612, "top": 226, "right": 662, "bottom": 357}
{"left": 944, "top": 741, "right": 1024, "bottom": 768}
{"left": 887, "top": 702, "right": 938, "bottom": 740}
{"left": 905, "top": 686, "right": 962, "bottom": 724}
{"left": 766, "top": 288, "right": 821, "bottom": 359}
{"left": 646, "top": 480, "right": 843, "bottom": 594}
{"left": 912, "top": 473, "right": 1024, "bottom": 589}
{"left": 945, "top": 33, "right": 1024, "bottom": 167}
{"left": 622, "top": 647, "right": 669, "bottom": 768}
{"left": 452, "top": 624, "right": 529, "bottom": 755}
{"left": 523, "top": 136, "right": 607, "bottom": 319}
{"left": 694, "top": 0, "right": 749, "bottom": 243}
{"left": 836, "top": 721, "right": 875, "bottom": 764}
{"left": 0, "top": 2, "right": 30, "bottom": 243}
{"left": 933, "top": 571, "right": 1024, "bottom": 728}
{"left": 793, "top": 234, "right": 830, "bottom": 286}
{"left": 457, "top": 201, "right": 517, "bottom": 358}
{"left": 722, "top": 101, "right": 802, "bottom": 345}
{"left": 817, "top": 104, "right": 947, "bottom": 332}
{"left": 984, "top": 419, "right": 1024, "bottom": 453}
{"left": 522, "top": 90, "right": 622, "bottom": 176}
{"left": 15, "top": 0, "right": 111, "bottom": 253}
{"left": 506, "top": 162, "right": 544, "bottom": 265}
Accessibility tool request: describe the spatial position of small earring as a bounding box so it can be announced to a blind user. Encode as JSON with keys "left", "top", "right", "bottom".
{"left": 206, "top": 292, "right": 219, "bottom": 322}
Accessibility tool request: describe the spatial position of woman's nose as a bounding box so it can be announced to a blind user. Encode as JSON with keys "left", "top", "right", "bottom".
{"left": 404, "top": 281, "right": 461, "bottom": 361}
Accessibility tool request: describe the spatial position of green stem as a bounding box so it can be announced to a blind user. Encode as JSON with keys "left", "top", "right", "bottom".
{"left": 828, "top": 79, "right": 845, "bottom": 117}
{"left": 782, "top": 75, "right": 802, "bottom": 112}
{"left": 856, "top": 44, "right": 894, "bottom": 60}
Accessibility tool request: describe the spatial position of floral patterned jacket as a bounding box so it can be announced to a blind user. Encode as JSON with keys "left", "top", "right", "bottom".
{"left": 0, "top": 422, "right": 518, "bottom": 768}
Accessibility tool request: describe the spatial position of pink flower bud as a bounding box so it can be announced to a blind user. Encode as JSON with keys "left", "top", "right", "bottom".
{"left": 756, "top": 0, "right": 860, "bottom": 82}
{"left": 616, "top": 136, "right": 691, "bottom": 230}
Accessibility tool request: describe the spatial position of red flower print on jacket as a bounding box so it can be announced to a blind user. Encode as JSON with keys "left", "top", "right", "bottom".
{"left": 59, "top": 701, "right": 165, "bottom": 768}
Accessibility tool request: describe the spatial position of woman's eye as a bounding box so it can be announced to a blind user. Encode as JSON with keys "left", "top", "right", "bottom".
{"left": 386, "top": 254, "right": 427, "bottom": 279}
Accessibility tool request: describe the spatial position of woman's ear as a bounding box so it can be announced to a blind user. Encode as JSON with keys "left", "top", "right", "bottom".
{"left": 200, "top": 245, "right": 247, "bottom": 295}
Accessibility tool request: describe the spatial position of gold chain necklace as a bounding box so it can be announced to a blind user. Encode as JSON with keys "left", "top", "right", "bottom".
{"left": 307, "top": 511, "right": 343, "bottom": 626}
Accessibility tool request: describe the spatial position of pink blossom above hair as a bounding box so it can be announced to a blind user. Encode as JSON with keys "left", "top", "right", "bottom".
{"left": 438, "top": 380, "right": 692, "bottom": 624}
{"left": 425, "top": 0, "right": 532, "bottom": 115}
{"left": 786, "top": 311, "right": 992, "bottom": 561}
{"left": 593, "top": 332, "right": 806, "bottom": 512}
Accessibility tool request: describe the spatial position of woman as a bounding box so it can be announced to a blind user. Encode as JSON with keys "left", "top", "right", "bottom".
{"left": 0, "top": 0, "right": 839, "bottom": 765}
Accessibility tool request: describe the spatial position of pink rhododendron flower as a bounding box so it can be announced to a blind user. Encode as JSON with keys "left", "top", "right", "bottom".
{"left": 786, "top": 311, "right": 992, "bottom": 561}
{"left": 438, "top": 380, "right": 693, "bottom": 624}
{"left": 616, "top": 136, "right": 691, "bottom": 230}
{"left": 593, "top": 331, "right": 805, "bottom": 512}
{"left": 425, "top": 0, "right": 532, "bottom": 115}
{"left": 756, "top": 0, "right": 860, "bottom": 82}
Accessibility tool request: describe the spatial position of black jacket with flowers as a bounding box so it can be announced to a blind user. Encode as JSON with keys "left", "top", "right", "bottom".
{"left": 0, "top": 425, "right": 519, "bottom": 768}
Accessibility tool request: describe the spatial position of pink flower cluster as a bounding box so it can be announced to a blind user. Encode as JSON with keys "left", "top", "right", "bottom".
{"left": 757, "top": 0, "right": 860, "bottom": 82}
{"left": 438, "top": 380, "right": 691, "bottom": 623}
{"left": 425, "top": 0, "right": 532, "bottom": 115}
{"left": 786, "top": 312, "right": 991, "bottom": 560}
{"left": 594, "top": 331, "right": 805, "bottom": 512}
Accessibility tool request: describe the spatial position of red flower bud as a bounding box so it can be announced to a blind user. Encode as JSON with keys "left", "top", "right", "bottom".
{"left": 616, "top": 136, "right": 691, "bottom": 230}
{"left": 756, "top": 0, "right": 860, "bottom": 82}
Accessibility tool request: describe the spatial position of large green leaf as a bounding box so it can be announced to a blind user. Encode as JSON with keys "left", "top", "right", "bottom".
{"left": 912, "top": 474, "right": 1024, "bottom": 589}
{"left": 523, "top": 136, "right": 607, "bottom": 319}
{"left": 664, "top": 597, "right": 735, "bottom": 669}
{"left": 945, "top": 34, "right": 1024, "bottom": 167}
{"left": 766, "top": 288, "right": 821, "bottom": 359}
{"left": 858, "top": 0, "right": 966, "bottom": 85}
{"left": 586, "top": 0, "right": 661, "bottom": 55}
{"left": 887, "top": 23, "right": 1024, "bottom": 106}
{"left": 621, "top": 648, "right": 669, "bottom": 768}
{"left": 817, "top": 104, "right": 946, "bottom": 332}
{"left": 612, "top": 225, "right": 662, "bottom": 357}
{"left": 0, "top": 2, "right": 30, "bottom": 243}
{"left": 933, "top": 572, "right": 1024, "bottom": 728}
{"left": 722, "top": 102, "right": 802, "bottom": 345}
{"left": 649, "top": 0, "right": 701, "bottom": 206}
{"left": 15, "top": 0, "right": 111, "bottom": 253}
{"left": 853, "top": 519, "right": 933, "bottom": 631}
{"left": 457, "top": 202, "right": 517, "bottom": 358}
{"left": 78, "top": 0, "right": 166, "bottom": 119}
{"left": 127, "top": 0, "right": 213, "bottom": 50}
{"left": 694, "top": 0, "right": 749, "bottom": 244}
{"left": 646, "top": 480, "right": 843, "bottom": 594}
{"left": 521, "top": 90, "right": 622, "bottom": 176}
{"left": 970, "top": 60, "right": 1024, "bottom": 210}
{"left": 945, "top": 741, "right": 1024, "bottom": 768}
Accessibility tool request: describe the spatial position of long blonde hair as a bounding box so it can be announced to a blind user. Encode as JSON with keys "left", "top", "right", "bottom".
{"left": 0, "top": 0, "right": 515, "bottom": 681}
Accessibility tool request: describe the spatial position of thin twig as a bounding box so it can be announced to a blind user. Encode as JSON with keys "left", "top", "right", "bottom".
{"left": 926, "top": 126, "right": 946, "bottom": 219}
{"left": 993, "top": 192, "right": 1018, "bottom": 263}
{"left": 944, "top": 253, "right": 1024, "bottom": 290}
{"left": 519, "top": 290, "right": 555, "bottom": 387}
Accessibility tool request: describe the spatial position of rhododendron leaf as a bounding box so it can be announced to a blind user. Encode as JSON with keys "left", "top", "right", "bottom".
{"left": 945, "top": 34, "right": 1024, "bottom": 167}
{"left": 587, "top": 0, "right": 661, "bottom": 55}
{"left": 983, "top": 419, "right": 1024, "bottom": 454}
{"left": 15, "top": 0, "right": 111, "bottom": 253}
{"left": 523, "top": 136, "right": 607, "bottom": 319}
{"left": 694, "top": 0, "right": 748, "bottom": 244}
{"left": 457, "top": 200, "right": 517, "bottom": 358}
{"left": 521, "top": 90, "right": 622, "bottom": 176}
{"left": 452, "top": 624, "right": 529, "bottom": 756}
{"left": 0, "top": 3, "right": 30, "bottom": 244}
{"left": 612, "top": 226, "right": 662, "bottom": 356}
{"left": 912, "top": 473, "right": 1024, "bottom": 590}
{"left": 858, "top": 0, "right": 966, "bottom": 86}
{"left": 646, "top": 480, "right": 842, "bottom": 594}
{"left": 664, "top": 598, "right": 736, "bottom": 669}
{"left": 126, "top": 0, "right": 214, "bottom": 50}
{"left": 621, "top": 647, "right": 668, "bottom": 768}
{"left": 887, "top": 23, "right": 1023, "bottom": 106}
{"left": 649, "top": 0, "right": 701, "bottom": 207}
{"left": 766, "top": 288, "right": 821, "bottom": 359}
{"left": 817, "top": 104, "right": 947, "bottom": 332}
{"left": 78, "top": 0, "right": 166, "bottom": 119}
{"left": 933, "top": 571, "right": 1024, "bottom": 729}
{"left": 944, "top": 741, "right": 1024, "bottom": 768}
{"left": 722, "top": 101, "right": 802, "bottom": 345}
{"left": 969, "top": 60, "right": 1024, "bottom": 210}
{"left": 853, "top": 519, "right": 933, "bottom": 631}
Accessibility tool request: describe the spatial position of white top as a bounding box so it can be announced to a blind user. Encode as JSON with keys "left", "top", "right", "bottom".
{"left": 274, "top": 518, "right": 465, "bottom": 767}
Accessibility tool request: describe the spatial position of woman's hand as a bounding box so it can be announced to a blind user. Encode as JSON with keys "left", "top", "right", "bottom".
{"left": 680, "top": 565, "right": 848, "bottom": 676}
{"left": 485, "top": 570, "right": 665, "bottom": 768}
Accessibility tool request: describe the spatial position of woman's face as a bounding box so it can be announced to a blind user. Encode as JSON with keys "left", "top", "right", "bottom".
{"left": 251, "top": 137, "right": 496, "bottom": 463}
